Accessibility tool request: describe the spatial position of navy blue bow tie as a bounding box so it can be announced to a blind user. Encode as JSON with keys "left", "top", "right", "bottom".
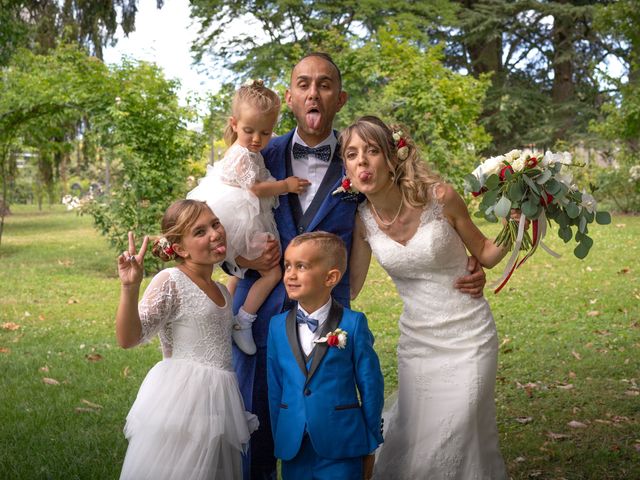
{"left": 296, "top": 309, "right": 319, "bottom": 333}
{"left": 292, "top": 142, "right": 332, "bottom": 162}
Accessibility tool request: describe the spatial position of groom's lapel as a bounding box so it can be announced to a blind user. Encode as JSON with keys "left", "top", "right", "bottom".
{"left": 306, "top": 299, "right": 343, "bottom": 384}
{"left": 285, "top": 308, "right": 307, "bottom": 378}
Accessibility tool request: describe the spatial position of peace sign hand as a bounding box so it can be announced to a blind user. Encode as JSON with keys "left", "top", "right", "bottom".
{"left": 117, "top": 231, "right": 149, "bottom": 286}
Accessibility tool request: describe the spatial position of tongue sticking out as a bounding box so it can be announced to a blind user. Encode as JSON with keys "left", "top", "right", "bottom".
{"left": 306, "top": 111, "right": 321, "bottom": 130}
{"left": 214, "top": 245, "right": 226, "bottom": 255}
{"left": 359, "top": 171, "right": 372, "bottom": 182}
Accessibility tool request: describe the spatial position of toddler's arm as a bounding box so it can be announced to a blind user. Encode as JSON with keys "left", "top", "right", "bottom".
{"left": 250, "top": 175, "right": 311, "bottom": 197}
{"left": 115, "top": 232, "right": 149, "bottom": 348}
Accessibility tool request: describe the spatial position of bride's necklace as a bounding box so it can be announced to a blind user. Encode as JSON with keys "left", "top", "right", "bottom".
{"left": 370, "top": 199, "right": 403, "bottom": 227}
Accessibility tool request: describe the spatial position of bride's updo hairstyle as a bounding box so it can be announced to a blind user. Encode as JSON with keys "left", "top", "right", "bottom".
{"left": 151, "top": 199, "right": 215, "bottom": 262}
{"left": 223, "top": 79, "right": 281, "bottom": 146}
{"left": 339, "top": 115, "right": 441, "bottom": 208}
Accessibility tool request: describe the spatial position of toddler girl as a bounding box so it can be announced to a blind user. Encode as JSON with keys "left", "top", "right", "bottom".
{"left": 116, "top": 199, "right": 258, "bottom": 480}
{"left": 188, "top": 79, "right": 309, "bottom": 355}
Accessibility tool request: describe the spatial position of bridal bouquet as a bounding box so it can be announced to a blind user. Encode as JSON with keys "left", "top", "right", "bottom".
{"left": 464, "top": 149, "right": 611, "bottom": 293}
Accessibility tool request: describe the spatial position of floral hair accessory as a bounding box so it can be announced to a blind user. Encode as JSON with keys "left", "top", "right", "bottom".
{"left": 314, "top": 328, "right": 348, "bottom": 349}
{"left": 153, "top": 237, "right": 176, "bottom": 260}
{"left": 243, "top": 78, "right": 264, "bottom": 88}
{"left": 392, "top": 129, "right": 409, "bottom": 161}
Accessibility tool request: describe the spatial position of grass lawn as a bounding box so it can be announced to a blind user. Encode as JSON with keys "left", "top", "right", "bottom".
{"left": 1, "top": 204, "right": 638, "bottom": 479}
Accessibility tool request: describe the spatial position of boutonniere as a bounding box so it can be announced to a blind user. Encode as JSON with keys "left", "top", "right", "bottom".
{"left": 332, "top": 177, "right": 361, "bottom": 202}
{"left": 314, "top": 328, "right": 348, "bottom": 349}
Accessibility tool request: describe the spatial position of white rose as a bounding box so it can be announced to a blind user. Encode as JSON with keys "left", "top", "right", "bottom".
{"left": 505, "top": 149, "right": 522, "bottom": 162}
{"left": 580, "top": 191, "right": 597, "bottom": 214}
{"left": 511, "top": 156, "right": 526, "bottom": 172}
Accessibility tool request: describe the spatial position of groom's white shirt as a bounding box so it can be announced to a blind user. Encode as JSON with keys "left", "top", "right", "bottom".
{"left": 290, "top": 129, "right": 338, "bottom": 213}
{"left": 297, "top": 298, "right": 332, "bottom": 356}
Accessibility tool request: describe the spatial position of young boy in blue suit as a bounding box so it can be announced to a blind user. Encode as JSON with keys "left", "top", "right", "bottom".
{"left": 267, "top": 232, "right": 384, "bottom": 479}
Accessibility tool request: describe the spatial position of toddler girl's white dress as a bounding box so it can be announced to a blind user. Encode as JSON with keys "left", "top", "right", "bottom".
{"left": 120, "top": 268, "right": 258, "bottom": 480}
{"left": 187, "top": 144, "right": 280, "bottom": 264}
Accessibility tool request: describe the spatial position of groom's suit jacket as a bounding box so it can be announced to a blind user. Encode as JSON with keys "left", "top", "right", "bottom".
{"left": 232, "top": 129, "right": 358, "bottom": 346}
{"left": 267, "top": 300, "right": 384, "bottom": 460}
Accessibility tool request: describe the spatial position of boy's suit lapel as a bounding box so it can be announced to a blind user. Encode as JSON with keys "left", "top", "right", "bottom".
{"left": 285, "top": 308, "right": 307, "bottom": 378}
{"left": 306, "top": 299, "right": 343, "bottom": 384}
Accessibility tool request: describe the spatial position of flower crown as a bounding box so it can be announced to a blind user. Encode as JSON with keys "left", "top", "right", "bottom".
{"left": 153, "top": 237, "right": 176, "bottom": 260}
{"left": 392, "top": 129, "right": 409, "bottom": 161}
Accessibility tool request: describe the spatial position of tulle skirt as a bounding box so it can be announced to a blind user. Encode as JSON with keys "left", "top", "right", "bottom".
{"left": 120, "top": 358, "right": 259, "bottom": 480}
{"left": 187, "top": 173, "right": 279, "bottom": 262}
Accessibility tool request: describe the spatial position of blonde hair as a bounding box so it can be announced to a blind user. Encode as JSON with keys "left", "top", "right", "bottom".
{"left": 289, "top": 231, "right": 347, "bottom": 274}
{"left": 151, "top": 200, "right": 212, "bottom": 262}
{"left": 339, "top": 116, "right": 441, "bottom": 208}
{"left": 223, "top": 80, "right": 281, "bottom": 146}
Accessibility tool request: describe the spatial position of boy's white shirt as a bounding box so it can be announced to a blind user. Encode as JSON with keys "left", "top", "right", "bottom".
{"left": 297, "top": 297, "right": 332, "bottom": 356}
{"left": 290, "top": 129, "right": 338, "bottom": 213}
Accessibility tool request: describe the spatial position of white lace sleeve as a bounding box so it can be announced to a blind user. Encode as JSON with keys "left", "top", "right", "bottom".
{"left": 138, "top": 269, "right": 179, "bottom": 343}
{"left": 219, "top": 146, "right": 261, "bottom": 189}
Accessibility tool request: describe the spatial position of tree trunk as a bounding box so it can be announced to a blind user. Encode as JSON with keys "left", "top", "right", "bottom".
{"left": 551, "top": 0, "right": 576, "bottom": 143}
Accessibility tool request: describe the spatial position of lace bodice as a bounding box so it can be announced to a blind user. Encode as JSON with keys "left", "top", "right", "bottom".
{"left": 138, "top": 268, "right": 234, "bottom": 369}
{"left": 358, "top": 197, "right": 495, "bottom": 350}
{"left": 216, "top": 144, "right": 275, "bottom": 189}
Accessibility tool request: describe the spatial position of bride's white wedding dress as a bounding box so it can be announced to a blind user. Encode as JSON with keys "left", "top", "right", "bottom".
{"left": 359, "top": 197, "right": 507, "bottom": 480}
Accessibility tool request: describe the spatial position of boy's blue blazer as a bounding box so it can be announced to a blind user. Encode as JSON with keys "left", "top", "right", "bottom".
{"left": 267, "top": 300, "right": 384, "bottom": 460}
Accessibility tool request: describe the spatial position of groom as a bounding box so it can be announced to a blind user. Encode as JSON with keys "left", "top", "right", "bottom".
{"left": 228, "top": 52, "right": 486, "bottom": 479}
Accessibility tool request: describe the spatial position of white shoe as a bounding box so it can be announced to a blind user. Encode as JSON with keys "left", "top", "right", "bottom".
{"left": 233, "top": 322, "right": 257, "bottom": 355}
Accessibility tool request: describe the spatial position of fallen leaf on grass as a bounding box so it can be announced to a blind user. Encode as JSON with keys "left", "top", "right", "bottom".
{"left": 38, "top": 314, "right": 45, "bottom": 321}
{"left": 81, "top": 399, "right": 102, "bottom": 409}
{"left": 567, "top": 420, "right": 587, "bottom": 429}
{"left": 594, "top": 329, "right": 611, "bottom": 336}
{"left": 67, "top": 298, "right": 79, "bottom": 304}
{"left": 85, "top": 353, "right": 103, "bottom": 362}
{"left": 569, "top": 371, "right": 577, "bottom": 378}
{"left": 42, "top": 377, "right": 60, "bottom": 386}
{"left": 625, "top": 390, "right": 639, "bottom": 396}
{"left": 0, "top": 347, "right": 10, "bottom": 354}
{"left": 615, "top": 223, "right": 626, "bottom": 228}
{"left": 547, "top": 431, "right": 570, "bottom": 441}
{"left": 515, "top": 416, "right": 533, "bottom": 424}
{"left": 618, "top": 267, "right": 630, "bottom": 274}
{"left": 23, "top": 311, "right": 31, "bottom": 317}
{"left": 122, "top": 366, "right": 130, "bottom": 378}
{"left": 594, "top": 419, "right": 612, "bottom": 425}
{"left": 556, "top": 383, "right": 574, "bottom": 390}
{"left": 586, "top": 310, "right": 600, "bottom": 317}
{"left": 634, "top": 444, "right": 640, "bottom": 453}
{"left": 75, "top": 407, "right": 99, "bottom": 413}
{"left": 57, "top": 259, "right": 74, "bottom": 266}
{"left": 1, "top": 322, "right": 20, "bottom": 331}
{"left": 39, "top": 365, "right": 49, "bottom": 372}
{"left": 571, "top": 350, "right": 582, "bottom": 360}
{"left": 514, "top": 456, "right": 526, "bottom": 463}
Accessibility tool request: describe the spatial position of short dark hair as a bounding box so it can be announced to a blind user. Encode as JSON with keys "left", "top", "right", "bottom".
{"left": 289, "top": 231, "right": 347, "bottom": 273}
{"left": 294, "top": 52, "right": 343, "bottom": 90}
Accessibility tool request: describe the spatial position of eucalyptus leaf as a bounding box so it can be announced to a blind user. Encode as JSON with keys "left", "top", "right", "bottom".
{"left": 494, "top": 195, "right": 512, "bottom": 218}
{"left": 595, "top": 211, "right": 611, "bottom": 225}
{"left": 579, "top": 215, "right": 587, "bottom": 233}
{"left": 486, "top": 174, "right": 500, "bottom": 190}
{"left": 508, "top": 182, "right": 524, "bottom": 202}
{"left": 574, "top": 241, "right": 591, "bottom": 259}
{"left": 464, "top": 174, "right": 480, "bottom": 193}
{"left": 558, "top": 226, "right": 572, "bottom": 243}
{"left": 565, "top": 202, "right": 580, "bottom": 219}
{"left": 521, "top": 198, "right": 539, "bottom": 218}
{"left": 522, "top": 174, "right": 540, "bottom": 195}
{"left": 545, "top": 178, "right": 562, "bottom": 195}
{"left": 535, "top": 169, "right": 552, "bottom": 184}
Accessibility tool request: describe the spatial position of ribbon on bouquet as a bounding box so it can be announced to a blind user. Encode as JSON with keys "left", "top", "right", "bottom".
{"left": 492, "top": 211, "right": 561, "bottom": 294}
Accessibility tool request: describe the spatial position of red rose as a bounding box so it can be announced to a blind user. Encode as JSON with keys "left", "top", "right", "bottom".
{"left": 342, "top": 178, "right": 351, "bottom": 190}
{"left": 165, "top": 245, "right": 174, "bottom": 255}
{"left": 499, "top": 165, "right": 514, "bottom": 181}
{"left": 327, "top": 335, "right": 339, "bottom": 347}
{"left": 540, "top": 192, "right": 554, "bottom": 206}
{"left": 397, "top": 138, "right": 407, "bottom": 149}
{"left": 526, "top": 156, "right": 538, "bottom": 169}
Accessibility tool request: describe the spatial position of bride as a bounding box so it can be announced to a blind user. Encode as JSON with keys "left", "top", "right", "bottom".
{"left": 342, "top": 116, "right": 509, "bottom": 479}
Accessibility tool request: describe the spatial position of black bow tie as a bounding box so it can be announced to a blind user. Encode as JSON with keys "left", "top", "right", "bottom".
{"left": 296, "top": 309, "right": 319, "bottom": 333}
{"left": 292, "top": 143, "right": 332, "bottom": 162}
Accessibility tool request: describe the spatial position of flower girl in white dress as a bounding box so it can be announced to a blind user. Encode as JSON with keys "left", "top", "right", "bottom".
{"left": 188, "top": 80, "right": 310, "bottom": 355}
{"left": 116, "top": 199, "right": 258, "bottom": 480}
